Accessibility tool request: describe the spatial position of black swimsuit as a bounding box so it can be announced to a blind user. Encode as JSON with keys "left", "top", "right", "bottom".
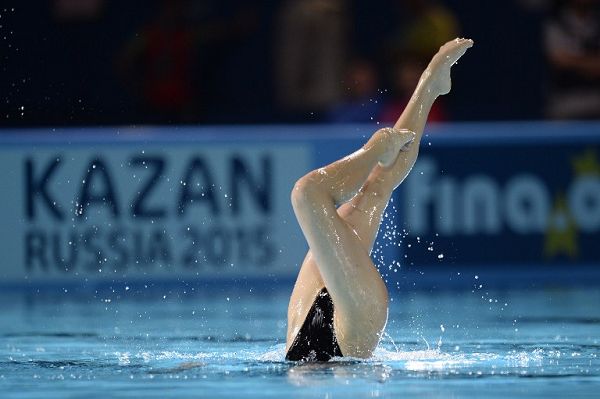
{"left": 285, "top": 287, "right": 343, "bottom": 361}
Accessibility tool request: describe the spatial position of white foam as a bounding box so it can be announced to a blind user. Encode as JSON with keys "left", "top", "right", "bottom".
{"left": 113, "top": 345, "right": 556, "bottom": 374}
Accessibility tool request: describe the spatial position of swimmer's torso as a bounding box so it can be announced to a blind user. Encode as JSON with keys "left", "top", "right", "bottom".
{"left": 286, "top": 287, "right": 343, "bottom": 361}
{"left": 286, "top": 253, "right": 387, "bottom": 359}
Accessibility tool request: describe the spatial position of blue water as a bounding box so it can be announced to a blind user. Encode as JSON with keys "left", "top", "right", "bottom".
{"left": 1, "top": 286, "right": 600, "bottom": 398}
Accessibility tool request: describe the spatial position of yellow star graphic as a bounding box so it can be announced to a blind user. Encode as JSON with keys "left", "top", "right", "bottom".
{"left": 572, "top": 149, "right": 600, "bottom": 176}
{"left": 544, "top": 195, "right": 578, "bottom": 259}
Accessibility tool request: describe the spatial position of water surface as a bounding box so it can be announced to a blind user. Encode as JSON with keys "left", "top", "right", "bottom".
{"left": 1, "top": 287, "right": 599, "bottom": 398}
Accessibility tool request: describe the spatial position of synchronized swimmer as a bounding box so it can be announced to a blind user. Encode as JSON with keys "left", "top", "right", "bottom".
{"left": 285, "top": 38, "right": 474, "bottom": 361}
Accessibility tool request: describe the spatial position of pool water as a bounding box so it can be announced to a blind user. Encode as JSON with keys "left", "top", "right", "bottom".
{"left": 1, "top": 286, "right": 600, "bottom": 398}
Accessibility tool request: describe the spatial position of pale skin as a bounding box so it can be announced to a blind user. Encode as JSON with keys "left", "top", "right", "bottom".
{"left": 286, "top": 38, "right": 474, "bottom": 358}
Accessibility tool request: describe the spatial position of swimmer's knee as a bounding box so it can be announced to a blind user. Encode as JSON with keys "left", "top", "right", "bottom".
{"left": 291, "top": 173, "right": 323, "bottom": 211}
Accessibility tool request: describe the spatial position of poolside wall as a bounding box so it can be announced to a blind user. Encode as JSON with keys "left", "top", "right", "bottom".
{"left": 1, "top": 122, "right": 599, "bottom": 292}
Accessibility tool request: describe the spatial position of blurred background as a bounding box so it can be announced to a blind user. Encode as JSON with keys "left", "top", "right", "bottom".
{"left": 2, "top": 3, "right": 600, "bottom": 395}
{"left": 2, "top": 0, "right": 599, "bottom": 127}
{"left": 0, "top": 0, "right": 599, "bottom": 293}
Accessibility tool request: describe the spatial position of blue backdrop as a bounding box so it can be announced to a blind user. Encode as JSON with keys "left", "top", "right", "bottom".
{"left": 0, "top": 122, "right": 599, "bottom": 292}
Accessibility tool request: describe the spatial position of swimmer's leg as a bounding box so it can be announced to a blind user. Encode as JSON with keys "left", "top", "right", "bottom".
{"left": 288, "top": 38, "right": 474, "bottom": 357}
{"left": 337, "top": 38, "right": 474, "bottom": 249}
{"left": 291, "top": 128, "right": 415, "bottom": 357}
{"left": 386, "top": 38, "right": 474, "bottom": 190}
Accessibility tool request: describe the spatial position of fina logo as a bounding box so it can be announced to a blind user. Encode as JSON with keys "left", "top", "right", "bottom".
{"left": 405, "top": 149, "right": 600, "bottom": 258}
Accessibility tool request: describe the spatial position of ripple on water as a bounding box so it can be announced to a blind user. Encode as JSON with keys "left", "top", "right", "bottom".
{"left": 105, "top": 343, "right": 599, "bottom": 380}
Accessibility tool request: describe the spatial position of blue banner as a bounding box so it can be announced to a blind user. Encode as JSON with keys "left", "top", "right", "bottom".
{"left": 394, "top": 123, "right": 600, "bottom": 286}
{"left": 0, "top": 122, "right": 599, "bottom": 290}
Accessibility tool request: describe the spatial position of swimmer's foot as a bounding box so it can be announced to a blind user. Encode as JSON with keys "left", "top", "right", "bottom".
{"left": 375, "top": 127, "right": 416, "bottom": 168}
{"left": 423, "top": 38, "right": 474, "bottom": 96}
